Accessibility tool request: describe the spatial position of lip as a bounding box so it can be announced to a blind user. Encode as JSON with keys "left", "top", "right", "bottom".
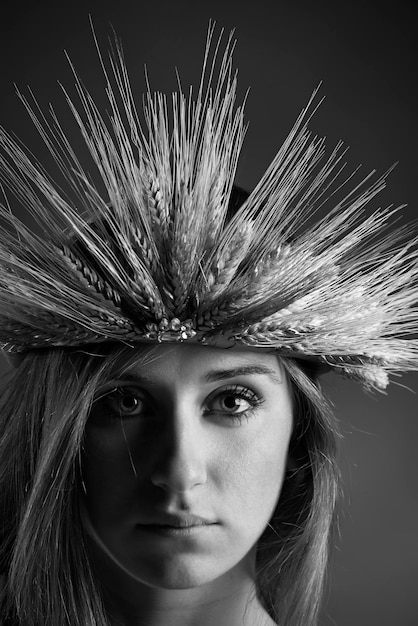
{"left": 138, "top": 512, "right": 217, "bottom": 528}
{"left": 138, "top": 523, "right": 217, "bottom": 538}
{"left": 137, "top": 512, "right": 218, "bottom": 537}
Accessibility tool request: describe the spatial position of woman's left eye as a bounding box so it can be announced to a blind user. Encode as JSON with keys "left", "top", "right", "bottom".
{"left": 206, "top": 386, "right": 263, "bottom": 420}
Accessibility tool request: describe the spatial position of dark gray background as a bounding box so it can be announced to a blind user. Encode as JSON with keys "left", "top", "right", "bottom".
{"left": 0, "top": 2, "right": 417, "bottom": 624}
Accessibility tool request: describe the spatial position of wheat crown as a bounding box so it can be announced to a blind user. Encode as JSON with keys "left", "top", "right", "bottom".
{"left": 0, "top": 24, "right": 417, "bottom": 391}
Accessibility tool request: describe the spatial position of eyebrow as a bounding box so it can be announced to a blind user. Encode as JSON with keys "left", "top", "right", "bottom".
{"left": 107, "top": 365, "right": 282, "bottom": 386}
{"left": 204, "top": 365, "right": 282, "bottom": 385}
{"left": 107, "top": 372, "right": 154, "bottom": 386}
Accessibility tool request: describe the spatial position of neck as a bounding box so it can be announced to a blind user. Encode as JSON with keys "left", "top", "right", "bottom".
{"left": 106, "top": 579, "right": 273, "bottom": 626}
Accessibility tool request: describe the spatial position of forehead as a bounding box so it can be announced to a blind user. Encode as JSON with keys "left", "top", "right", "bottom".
{"left": 109, "top": 343, "right": 286, "bottom": 385}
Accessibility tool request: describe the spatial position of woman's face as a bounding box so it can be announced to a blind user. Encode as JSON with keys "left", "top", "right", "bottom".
{"left": 82, "top": 343, "right": 293, "bottom": 590}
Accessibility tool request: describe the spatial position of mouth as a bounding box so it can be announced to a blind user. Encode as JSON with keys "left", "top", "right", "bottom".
{"left": 138, "top": 522, "right": 217, "bottom": 537}
{"left": 137, "top": 513, "right": 218, "bottom": 537}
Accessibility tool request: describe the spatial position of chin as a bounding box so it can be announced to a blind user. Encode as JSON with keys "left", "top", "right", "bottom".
{"left": 125, "top": 552, "right": 228, "bottom": 590}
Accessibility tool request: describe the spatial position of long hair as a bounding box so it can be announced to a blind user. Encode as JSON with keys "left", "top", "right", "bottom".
{"left": 0, "top": 344, "right": 339, "bottom": 626}
{"left": 0, "top": 348, "right": 110, "bottom": 625}
{"left": 256, "top": 358, "right": 339, "bottom": 625}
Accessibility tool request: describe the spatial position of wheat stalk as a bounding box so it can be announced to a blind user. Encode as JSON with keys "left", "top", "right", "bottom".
{"left": 0, "top": 24, "right": 417, "bottom": 390}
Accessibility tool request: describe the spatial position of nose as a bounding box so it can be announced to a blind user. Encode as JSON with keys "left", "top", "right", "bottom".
{"left": 150, "top": 401, "right": 207, "bottom": 493}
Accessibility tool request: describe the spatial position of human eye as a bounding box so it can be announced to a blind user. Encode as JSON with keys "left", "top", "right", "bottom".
{"left": 94, "top": 385, "right": 148, "bottom": 419}
{"left": 205, "top": 385, "right": 264, "bottom": 424}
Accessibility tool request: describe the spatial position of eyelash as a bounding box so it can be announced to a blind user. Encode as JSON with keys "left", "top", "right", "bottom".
{"left": 204, "top": 385, "right": 264, "bottom": 424}
{"left": 96, "top": 387, "right": 147, "bottom": 418}
{"left": 95, "top": 384, "right": 264, "bottom": 425}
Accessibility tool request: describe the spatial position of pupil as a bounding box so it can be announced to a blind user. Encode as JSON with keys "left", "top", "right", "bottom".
{"left": 224, "top": 395, "right": 237, "bottom": 409}
{"left": 121, "top": 395, "right": 137, "bottom": 410}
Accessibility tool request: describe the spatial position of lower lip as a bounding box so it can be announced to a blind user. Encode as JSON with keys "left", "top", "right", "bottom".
{"left": 138, "top": 523, "right": 217, "bottom": 537}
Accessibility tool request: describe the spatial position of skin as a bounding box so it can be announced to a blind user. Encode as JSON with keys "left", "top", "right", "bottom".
{"left": 81, "top": 343, "right": 294, "bottom": 626}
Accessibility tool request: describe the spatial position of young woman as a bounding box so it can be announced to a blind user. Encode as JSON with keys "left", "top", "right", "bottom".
{"left": 0, "top": 25, "right": 416, "bottom": 626}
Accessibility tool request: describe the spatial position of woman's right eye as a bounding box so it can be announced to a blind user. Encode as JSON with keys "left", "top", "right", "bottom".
{"left": 100, "top": 388, "right": 146, "bottom": 417}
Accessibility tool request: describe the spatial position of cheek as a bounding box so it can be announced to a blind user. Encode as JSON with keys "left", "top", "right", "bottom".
{"left": 81, "top": 423, "right": 141, "bottom": 526}
{"left": 218, "top": 414, "right": 292, "bottom": 532}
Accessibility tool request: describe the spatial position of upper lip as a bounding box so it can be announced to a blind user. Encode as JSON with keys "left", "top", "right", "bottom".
{"left": 139, "top": 513, "right": 216, "bottom": 528}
